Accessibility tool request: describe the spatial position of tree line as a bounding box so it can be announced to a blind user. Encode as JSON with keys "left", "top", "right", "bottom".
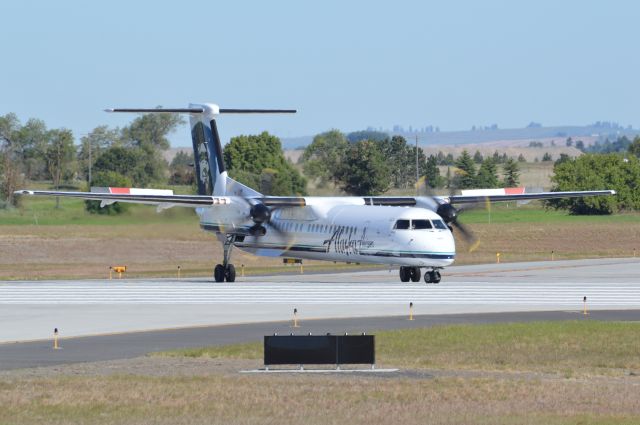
{"left": 302, "top": 130, "right": 428, "bottom": 195}
{"left": 3, "top": 108, "right": 640, "bottom": 216}
{"left": 0, "top": 111, "right": 308, "bottom": 212}
{"left": 301, "top": 132, "right": 522, "bottom": 195}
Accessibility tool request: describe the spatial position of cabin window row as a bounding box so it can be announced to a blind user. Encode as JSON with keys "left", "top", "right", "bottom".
{"left": 275, "top": 221, "right": 358, "bottom": 234}
{"left": 393, "top": 219, "right": 448, "bottom": 230}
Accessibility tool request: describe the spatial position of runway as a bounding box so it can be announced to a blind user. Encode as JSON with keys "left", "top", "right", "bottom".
{"left": 1, "top": 258, "right": 639, "bottom": 343}
{"left": 1, "top": 258, "right": 639, "bottom": 370}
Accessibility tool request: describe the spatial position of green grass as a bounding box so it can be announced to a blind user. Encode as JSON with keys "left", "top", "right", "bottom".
{"left": 460, "top": 202, "right": 640, "bottom": 224}
{"left": 3, "top": 322, "right": 639, "bottom": 425}
{"left": 156, "top": 321, "right": 640, "bottom": 376}
{"left": 1, "top": 183, "right": 198, "bottom": 226}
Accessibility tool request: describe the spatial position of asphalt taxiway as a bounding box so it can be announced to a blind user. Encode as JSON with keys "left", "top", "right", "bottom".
{"left": 1, "top": 310, "right": 638, "bottom": 371}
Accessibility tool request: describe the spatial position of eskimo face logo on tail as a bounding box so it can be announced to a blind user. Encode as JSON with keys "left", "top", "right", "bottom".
{"left": 192, "top": 121, "right": 214, "bottom": 195}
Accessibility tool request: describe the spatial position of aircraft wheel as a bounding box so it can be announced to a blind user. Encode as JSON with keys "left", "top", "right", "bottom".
{"left": 410, "top": 267, "right": 421, "bottom": 282}
{"left": 433, "top": 271, "right": 442, "bottom": 283}
{"left": 214, "top": 264, "right": 225, "bottom": 282}
{"left": 399, "top": 266, "right": 411, "bottom": 282}
{"left": 424, "top": 271, "right": 433, "bottom": 284}
{"left": 225, "top": 264, "right": 236, "bottom": 283}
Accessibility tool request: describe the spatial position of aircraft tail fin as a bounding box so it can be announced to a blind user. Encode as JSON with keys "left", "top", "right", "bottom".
{"left": 107, "top": 104, "right": 296, "bottom": 196}
{"left": 188, "top": 104, "right": 227, "bottom": 196}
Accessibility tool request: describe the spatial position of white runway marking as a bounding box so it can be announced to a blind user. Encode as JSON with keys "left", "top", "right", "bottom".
{"left": 1, "top": 281, "right": 639, "bottom": 305}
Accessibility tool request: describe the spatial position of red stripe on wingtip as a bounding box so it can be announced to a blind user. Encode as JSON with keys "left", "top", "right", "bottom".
{"left": 504, "top": 187, "right": 525, "bottom": 195}
{"left": 109, "top": 187, "right": 130, "bottom": 194}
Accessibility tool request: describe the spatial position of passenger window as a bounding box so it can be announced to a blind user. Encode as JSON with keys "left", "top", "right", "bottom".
{"left": 433, "top": 220, "right": 448, "bottom": 230}
{"left": 394, "top": 219, "right": 410, "bottom": 230}
{"left": 413, "top": 220, "right": 433, "bottom": 229}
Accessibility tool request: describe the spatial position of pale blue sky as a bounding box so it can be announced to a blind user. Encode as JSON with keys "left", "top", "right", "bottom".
{"left": 1, "top": 0, "right": 638, "bottom": 146}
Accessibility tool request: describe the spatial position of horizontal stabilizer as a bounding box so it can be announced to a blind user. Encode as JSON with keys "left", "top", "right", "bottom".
{"left": 105, "top": 106, "right": 296, "bottom": 115}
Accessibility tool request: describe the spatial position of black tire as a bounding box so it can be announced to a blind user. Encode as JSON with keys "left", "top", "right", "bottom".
{"left": 399, "top": 266, "right": 410, "bottom": 282}
{"left": 410, "top": 267, "right": 421, "bottom": 282}
{"left": 424, "top": 271, "right": 434, "bottom": 284}
{"left": 225, "top": 264, "right": 236, "bottom": 282}
{"left": 433, "top": 271, "right": 441, "bottom": 284}
{"left": 214, "top": 264, "right": 225, "bottom": 282}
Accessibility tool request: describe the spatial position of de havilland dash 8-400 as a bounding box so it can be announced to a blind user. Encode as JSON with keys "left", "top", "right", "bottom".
{"left": 15, "top": 104, "right": 615, "bottom": 283}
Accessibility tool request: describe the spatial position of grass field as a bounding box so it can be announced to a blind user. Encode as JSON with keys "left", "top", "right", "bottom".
{"left": 1, "top": 190, "right": 639, "bottom": 279}
{"left": 2, "top": 321, "right": 639, "bottom": 425}
{"left": 159, "top": 321, "right": 640, "bottom": 377}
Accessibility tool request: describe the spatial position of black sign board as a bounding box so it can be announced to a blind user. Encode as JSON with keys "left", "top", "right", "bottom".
{"left": 337, "top": 335, "right": 375, "bottom": 364}
{"left": 264, "top": 335, "right": 375, "bottom": 366}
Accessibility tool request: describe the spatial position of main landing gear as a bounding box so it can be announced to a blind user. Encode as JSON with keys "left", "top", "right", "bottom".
{"left": 399, "top": 266, "right": 441, "bottom": 284}
{"left": 214, "top": 235, "right": 236, "bottom": 283}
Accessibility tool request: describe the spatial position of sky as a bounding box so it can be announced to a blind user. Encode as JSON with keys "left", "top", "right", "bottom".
{"left": 1, "top": 0, "right": 639, "bottom": 147}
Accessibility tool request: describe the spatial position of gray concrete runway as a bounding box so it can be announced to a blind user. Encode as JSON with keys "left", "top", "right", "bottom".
{"left": 1, "top": 258, "right": 639, "bottom": 343}
{"left": 1, "top": 258, "right": 639, "bottom": 370}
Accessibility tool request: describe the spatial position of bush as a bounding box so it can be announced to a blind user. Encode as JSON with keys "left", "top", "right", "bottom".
{"left": 546, "top": 153, "right": 640, "bottom": 214}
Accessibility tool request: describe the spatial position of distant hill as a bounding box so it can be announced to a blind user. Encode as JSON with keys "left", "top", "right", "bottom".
{"left": 280, "top": 123, "right": 639, "bottom": 150}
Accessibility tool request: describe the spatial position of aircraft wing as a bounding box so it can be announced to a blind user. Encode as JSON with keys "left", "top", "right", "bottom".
{"left": 445, "top": 190, "right": 616, "bottom": 205}
{"left": 14, "top": 190, "right": 310, "bottom": 209}
{"left": 14, "top": 189, "right": 227, "bottom": 208}
{"left": 363, "top": 190, "right": 616, "bottom": 207}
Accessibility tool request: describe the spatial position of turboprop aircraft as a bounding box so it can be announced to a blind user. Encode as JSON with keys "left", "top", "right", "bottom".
{"left": 15, "top": 104, "right": 616, "bottom": 283}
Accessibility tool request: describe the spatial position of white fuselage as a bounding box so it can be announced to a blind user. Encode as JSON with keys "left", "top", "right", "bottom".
{"left": 197, "top": 197, "right": 456, "bottom": 268}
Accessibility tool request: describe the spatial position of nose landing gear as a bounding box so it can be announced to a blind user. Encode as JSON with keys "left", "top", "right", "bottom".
{"left": 424, "top": 270, "right": 441, "bottom": 284}
{"left": 398, "top": 267, "right": 441, "bottom": 284}
{"left": 399, "top": 266, "right": 423, "bottom": 283}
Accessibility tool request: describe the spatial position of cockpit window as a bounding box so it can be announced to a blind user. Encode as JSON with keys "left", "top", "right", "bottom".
{"left": 413, "top": 219, "right": 433, "bottom": 229}
{"left": 394, "top": 219, "right": 410, "bottom": 229}
{"left": 433, "top": 219, "right": 448, "bottom": 230}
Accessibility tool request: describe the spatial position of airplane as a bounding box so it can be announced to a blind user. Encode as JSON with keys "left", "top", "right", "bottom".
{"left": 15, "top": 103, "right": 616, "bottom": 284}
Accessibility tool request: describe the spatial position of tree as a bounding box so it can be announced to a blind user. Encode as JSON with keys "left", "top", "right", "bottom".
{"left": 566, "top": 137, "right": 573, "bottom": 147}
{"left": 301, "top": 130, "right": 348, "bottom": 186}
{"left": 517, "top": 153, "right": 526, "bottom": 162}
{"left": 546, "top": 154, "right": 640, "bottom": 214}
{"left": 16, "top": 118, "right": 49, "bottom": 180}
{"left": 473, "top": 150, "right": 483, "bottom": 164}
{"left": 0, "top": 113, "right": 22, "bottom": 206}
{"left": 628, "top": 136, "right": 640, "bottom": 158}
{"left": 224, "top": 132, "right": 307, "bottom": 196}
{"left": 169, "top": 151, "right": 195, "bottom": 185}
{"left": 85, "top": 171, "right": 132, "bottom": 215}
{"left": 475, "top": 158, "right": 499, "bottom": 188}
{"left": 45, "top": 129, "right": 76, "bottom": 208}
{"left": 346, "top": 130, "right": 388, "bottom": 143}
{"left": 119, "top": 111, "right": 184, "bottom": 184}
{"left": 542, "top": 152, "right": 553, "bottom": 161}
{"left": 377, "top": 136, "right": 425, "bottom": 189}
{"left": 335, "top": 140, "right": 390, "bottom": 195}
{"left": 424, "top": 155, "right": 442, "bottom": 189}
{"left": 93, "top": 146, "right": 146, "bottom": 184}
{"left": 502, "top": 158, "right": 520, "bottom": 187}
{"left": 555, "top": 153, "right": 571, "bottom": 165}
{"left": 575, "top": 140, "right": 585, "bottom": 151}
{"left": 78, "top": 125, "right": 120, "bottom": 183}
{"left": 453, "top": 150, "right": 476, "bottom": 189}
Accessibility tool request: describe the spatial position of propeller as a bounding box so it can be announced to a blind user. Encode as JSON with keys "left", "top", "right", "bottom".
{"left": 416, "top": 174, "right": 479, "bottom": 251}
{"left": 234, "top": 197, "right": 294, "bottom": 250}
